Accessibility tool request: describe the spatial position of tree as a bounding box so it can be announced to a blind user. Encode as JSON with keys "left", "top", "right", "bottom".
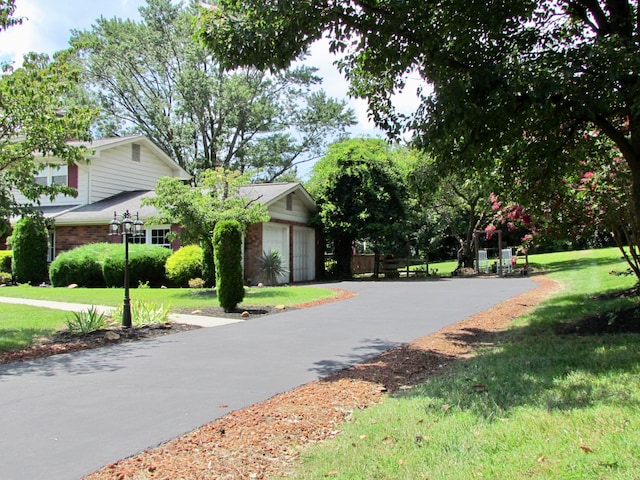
{"left": 0, "top": 0, "right": 20, "bottom": 31}
{"left": 71, "top": 0, "right": 355, "bottom": 179}
{"left": 142, "top": 168, "right": 269, "bottom": 286}
{"left": 197, "top": 1, "right": 640, "bottom": 279}
{"left": 0, "top": 48, "right": 95, "bottom": 222}
{"left": 407, "top": 156, "right": 496, "bottom": 268}
{"left": 307, "top": 138, "right": 409, "bottom": 278}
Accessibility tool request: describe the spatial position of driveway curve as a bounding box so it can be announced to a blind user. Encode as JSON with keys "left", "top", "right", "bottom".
{"left": 0, "top": 276, "right": 536, "bottom": 479}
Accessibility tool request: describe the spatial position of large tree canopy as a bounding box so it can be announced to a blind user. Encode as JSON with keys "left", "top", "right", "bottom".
{"left": 1, "top": 6, "right": 94, "bottom": 224}
{"left": 197, "top": 0, "right": 640, "bottom": 276}
{"left": 71, "top": 0, "right": 355, "bottom": 180}
{"left": 307, "top": 138, "right": 409, "bottom": 278}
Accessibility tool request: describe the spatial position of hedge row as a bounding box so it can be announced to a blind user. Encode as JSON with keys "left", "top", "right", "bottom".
{"left": 49, "top": 243, "right": 172, "bottom": 288}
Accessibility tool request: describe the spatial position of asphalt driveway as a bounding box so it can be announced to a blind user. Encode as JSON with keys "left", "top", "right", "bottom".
{"left": 0, "top": 276, "right": 537, "bottom": 479}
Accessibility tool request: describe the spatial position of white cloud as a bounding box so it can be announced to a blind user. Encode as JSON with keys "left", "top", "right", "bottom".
{"left": 0, "top": 0, "right": 146, "bottom": 66}
{"left": 0, "top": 0, "right": 46, "bottom": 65}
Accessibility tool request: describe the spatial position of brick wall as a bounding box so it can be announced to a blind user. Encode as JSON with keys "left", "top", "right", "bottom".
{"left": 55, "top": 225, "right": 111, "bottom": 256}
{"left": 243, "top": 222, "right": 263, "bottom": 283}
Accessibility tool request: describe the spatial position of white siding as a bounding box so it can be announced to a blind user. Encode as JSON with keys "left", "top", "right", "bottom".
{"left": 12, "top": 162, "right": 88, "bottom": 207}
{"left": 267, "top": 193, "right": 311, "bottom": 223}
{"left": 11, "top": 141, "right": 179, "bottom": 207}
{"left": 89, "top": 143, "right": 175, "bottom": 202}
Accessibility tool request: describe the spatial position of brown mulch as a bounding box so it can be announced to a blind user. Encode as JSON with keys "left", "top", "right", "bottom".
{"left": 78, "top": 276, "right": 561, "bottom": 480}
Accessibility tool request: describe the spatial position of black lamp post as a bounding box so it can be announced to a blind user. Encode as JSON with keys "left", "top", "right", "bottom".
{"left": 108, "top": 210, "right": 144, "bottom": 328}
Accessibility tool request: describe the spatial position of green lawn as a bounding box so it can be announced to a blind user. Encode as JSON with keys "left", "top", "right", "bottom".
{"left": 0, "top": 304, "right": 68, "bottom": 352}
{"left": 293, "top": 247, "right": 640, "bottom": 479}
{"left": 0, "top": 285, "right": 340, "bottom": 354}
{"left": 0, "top": 284, "right": 339, "bottom": 309}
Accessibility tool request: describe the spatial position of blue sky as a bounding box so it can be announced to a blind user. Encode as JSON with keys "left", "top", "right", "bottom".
{"left": 0, "top": 0, "right": 420, "bottom": 143}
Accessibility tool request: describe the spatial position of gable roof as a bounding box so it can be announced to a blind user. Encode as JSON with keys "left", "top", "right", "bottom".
{"left": 69, "top": 135, "right": 191, "bottom": 181}
{"left": 239, "top": 183, "right": 316, "bottom": 212}
{"left": 50, "top": 183, "right": 316, "bottom": 226}
{"left": 51, "top": 190, "right": 158, "bottom": 226}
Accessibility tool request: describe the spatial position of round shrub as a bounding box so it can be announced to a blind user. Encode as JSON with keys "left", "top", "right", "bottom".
{"left": 213, "top": 220, "right": 244, "bottom": 312}
{"left": 12, "top": 216, "right": 49, "bottom": 284}
{"left": 49, "top": 243, "right": 112, "bottom": 287}
{"left": 102, "top": 244, "right": 172, "bottom": 288}
{"left": 165, "top": 245, "right": 203, "bottom": 287}
{"left": 0, "top": 251, "right": 12, "bottom": 274}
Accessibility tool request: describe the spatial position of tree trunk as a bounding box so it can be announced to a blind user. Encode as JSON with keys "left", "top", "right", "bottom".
{"left": 333, "top": 236, "right": 353, "bottom": 279}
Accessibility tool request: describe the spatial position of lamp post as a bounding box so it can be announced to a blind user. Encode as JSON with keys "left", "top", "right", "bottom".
{"left": 108, "top": 210, "right": 144, "bottom": 328}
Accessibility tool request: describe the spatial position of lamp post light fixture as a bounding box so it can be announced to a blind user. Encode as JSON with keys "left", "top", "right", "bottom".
{"left": 108, "top": 210, "right": 144, "bottom": 328}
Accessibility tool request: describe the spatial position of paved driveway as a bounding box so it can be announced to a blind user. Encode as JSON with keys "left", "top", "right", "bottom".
{"left": 0, "top": 277, "right": 536, "bottom": 479}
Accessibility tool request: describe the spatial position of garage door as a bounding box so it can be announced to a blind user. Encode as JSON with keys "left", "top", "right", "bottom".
{"left": 293, "top": 226, "right": 315, "bottom": 282}
{"left": 262, "top": 223, "right": 290, "bottom": 284}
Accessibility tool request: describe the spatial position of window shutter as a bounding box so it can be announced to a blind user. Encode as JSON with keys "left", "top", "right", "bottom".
{"left": 68, "top": 164, "right": 79, "bottom": 189}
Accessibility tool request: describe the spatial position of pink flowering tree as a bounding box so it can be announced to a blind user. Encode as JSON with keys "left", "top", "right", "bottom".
{"left": 489, "top": 131, "right": 640, "bottom": 280}
{"left": 485, "top": 193, "right": 536, "bottom": 260}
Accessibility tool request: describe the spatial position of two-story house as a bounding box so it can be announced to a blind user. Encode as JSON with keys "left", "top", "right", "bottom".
{"left": 3, "top": 135, "right": 319, "bottom": 284}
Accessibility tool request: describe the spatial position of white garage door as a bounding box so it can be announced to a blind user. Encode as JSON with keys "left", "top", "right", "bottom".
{"left": 293, "top": 226, "right": 315, "bottom": 282}
{"left": 262, "top": 223, "right": 290, "bottom": 284}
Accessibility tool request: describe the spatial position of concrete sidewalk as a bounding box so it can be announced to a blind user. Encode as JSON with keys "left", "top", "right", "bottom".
{"left": 0, "top": 295, "right": 243, "bottom": 328}
{"left": 0, "top": 277, "right": 538, "bottom": 480}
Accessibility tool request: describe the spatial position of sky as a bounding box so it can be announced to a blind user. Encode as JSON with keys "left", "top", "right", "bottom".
{"left": 0, "top": 0, "right": 422, "bottom": 172}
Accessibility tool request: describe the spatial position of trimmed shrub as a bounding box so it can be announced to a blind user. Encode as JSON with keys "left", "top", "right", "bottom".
{"left": 49, "top": 243, "right": 112, "bottom": 287}
{"left": 165, "top": 245, "right": 203, "bottom": 287}
{"left": 0, "top": 271, "right": 12, "bottom": 284}
{"left": 0, "top": 250, "right": 12, "bottom": 273}
{"left": 102, "top": 244, "right": 172, "bottom": 288}
{"left": 213, "top": 220, "right": 244, "bottom": 312}
{"left": 0, "top": 251, "right": 12, "bottom": 273}
{"left": 12, "top": 216, "right": 49, "bottom": 284}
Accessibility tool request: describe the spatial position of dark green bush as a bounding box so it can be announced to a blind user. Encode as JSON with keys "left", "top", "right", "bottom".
{"left": 102, "top": 244, "right": 172, "bottom": 288}
{"left": 0, "top": 250, "right": 12, "bottom": 273}
{"left": 49, "top": 243, "right": 113, "bottom": 287}
{"left": 201, "top": 239, "right": 216, "bottom": 288}
{"left": 165, "top": 245, "right": 203, "bottom": 287}
{"left": 213, "top": 220, "right": 244, "bottom": 312}
{"left": 12, "top": 216, "right": 49, "bottom": 284}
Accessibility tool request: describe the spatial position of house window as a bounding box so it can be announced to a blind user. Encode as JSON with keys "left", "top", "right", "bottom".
{"left": 132, "top": 143, "right": 141, "bottom": 162}
{"left": 121, "top": 226, "right": 171, "bottom": 248}
{"left": 149, "top": 228, "right": 171, "bottom": 248}
{"left": 34, "top": 165, "right": 68, "bottom": 187}
{"left": 47, "top": 231, "right": 55, "bottom": 262}
{"left": 286, "top": 193, "right": 293, "bottom": 211}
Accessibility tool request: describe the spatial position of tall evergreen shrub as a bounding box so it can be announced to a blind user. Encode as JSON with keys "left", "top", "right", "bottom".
{"left": 213, "top": 220, "right": 244, "bottom": 312}
{"left": 12, "top": 216, "right": 49, "bottom": 284}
